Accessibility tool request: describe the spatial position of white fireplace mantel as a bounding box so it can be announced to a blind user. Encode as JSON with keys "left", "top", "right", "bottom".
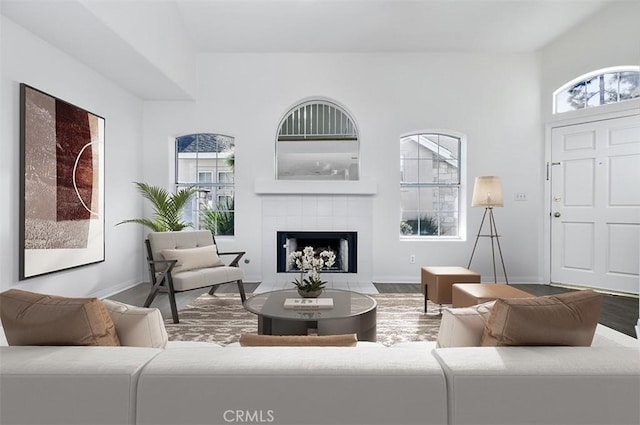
{"left": 254, "top": 179, "right": 377, "bottom": 195}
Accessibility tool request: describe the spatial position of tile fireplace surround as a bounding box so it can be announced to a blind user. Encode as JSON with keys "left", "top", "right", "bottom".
{"left": 260, "top": 194, "right": 373, "bottom": 290}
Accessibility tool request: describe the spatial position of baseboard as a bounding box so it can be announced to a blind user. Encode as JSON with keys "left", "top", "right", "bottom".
{"left": 92, "top": 278, "right": 144, "bottom": 299}
{"left": 373, "top": 280, "right": 420, "bottom": 285}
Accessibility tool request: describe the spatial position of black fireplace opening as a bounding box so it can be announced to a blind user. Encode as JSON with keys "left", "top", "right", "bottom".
{"left": 277, "top": 231, "right": 357, "bottom": 273}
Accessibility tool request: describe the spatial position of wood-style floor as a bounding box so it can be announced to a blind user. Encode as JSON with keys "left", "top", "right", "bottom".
{"left": 374, "top": 283, "right": 638, "bottom": 338}
{"left": 108, "top": 282, "right": 260, "bottom": 320}
{"left": 109, "top": 282, "right": 639, "bottom": 338}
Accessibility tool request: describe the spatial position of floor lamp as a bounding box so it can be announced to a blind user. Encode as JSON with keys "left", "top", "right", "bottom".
{"left": 467, "top": 176, "right": 509, "bottom": 284}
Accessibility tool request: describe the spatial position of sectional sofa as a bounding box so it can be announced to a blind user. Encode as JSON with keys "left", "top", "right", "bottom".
{"left": 1, "top": 289, "right": 639, "bottom": 425}
{"left": 1, "top": 323, "right": 638, "bottom": 425}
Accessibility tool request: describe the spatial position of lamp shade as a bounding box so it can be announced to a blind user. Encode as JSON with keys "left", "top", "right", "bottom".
{"left": 471, "top": 176, "right": 504, "bottom": 207}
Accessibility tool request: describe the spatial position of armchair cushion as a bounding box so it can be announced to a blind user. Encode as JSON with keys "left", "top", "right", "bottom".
{"left": 171, "top": 266, "right": 244, "bottom": 291}
{"left": 161, "top": 245, "right": 224, "bottom": 273}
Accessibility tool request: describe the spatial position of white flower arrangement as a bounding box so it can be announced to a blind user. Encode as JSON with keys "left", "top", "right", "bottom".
{"left": 288, "top": 246, "right": 336, "bottom": 292}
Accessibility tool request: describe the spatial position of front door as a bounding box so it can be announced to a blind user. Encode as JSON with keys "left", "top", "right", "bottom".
{"left": 550, "top": 113, "right": 640, "bottom": 294}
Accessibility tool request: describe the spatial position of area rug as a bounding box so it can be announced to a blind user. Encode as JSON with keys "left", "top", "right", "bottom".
{"left": 164, "top": 293, "right": 441, "bottom": 346}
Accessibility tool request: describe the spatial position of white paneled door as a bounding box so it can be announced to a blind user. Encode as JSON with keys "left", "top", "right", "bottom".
{"left": 551, "top": 114, "right": 640, "bottom": 294}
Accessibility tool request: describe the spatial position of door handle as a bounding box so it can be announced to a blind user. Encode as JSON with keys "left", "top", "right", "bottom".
{"left": 553, "top": 212, "right": 561, "bottom": 218}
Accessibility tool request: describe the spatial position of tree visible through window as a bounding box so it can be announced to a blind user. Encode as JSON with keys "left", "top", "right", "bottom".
{"left": 176, "top": 133, "right": 235, "bottom": 236}
{"left": 554, "top": 67, "right": 640, "bottom": 113}
{"left": 400, "top": 133, "right": 461, "bottom": 237}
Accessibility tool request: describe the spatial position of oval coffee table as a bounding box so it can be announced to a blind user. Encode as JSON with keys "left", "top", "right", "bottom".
{"left": 244, "top": 289, "right": 377, "bottom": 342}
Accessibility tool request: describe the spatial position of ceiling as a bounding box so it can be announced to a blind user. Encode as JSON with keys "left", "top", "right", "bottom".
{"left": 1, "top": 0, "right": 617, "bottom": 99}
{"left": 174, "top": 0, "right": 612, "bottom": 53}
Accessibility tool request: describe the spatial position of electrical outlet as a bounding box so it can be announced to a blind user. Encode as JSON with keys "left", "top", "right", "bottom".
{"left": 514, "top": 193, "right": 528, "bottom": 201}
{"left": 409, "top": 254, "right": 416, "bottom": 264}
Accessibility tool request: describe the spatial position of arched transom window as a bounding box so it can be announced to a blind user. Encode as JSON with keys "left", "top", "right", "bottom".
{"left": 276, "top": 99, "right": 359, "bottom": 180}
{"left": 554, "top": 66, "right": 640, "bottom": 114}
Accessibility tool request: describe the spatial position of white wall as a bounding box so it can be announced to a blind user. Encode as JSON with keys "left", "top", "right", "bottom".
{"left": 541, "top": 1, "right": 640, "bottom": 123}
{"left": 0, "top": 16, "right": 146, "bottom": 297}
{"left": 143, "top": 52, "right": 542, "bottom": 284}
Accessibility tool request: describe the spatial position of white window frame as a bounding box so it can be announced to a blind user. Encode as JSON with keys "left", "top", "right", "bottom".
{"left": 175, "top": 133, "right": 235, "bottom": 236}
{"left": 217, "top": 170, "right": 233, "bottom": 184}
{"left": 198, "top": 171, "right": 213, "bottom": 183}
{"left": 217, "top": 194, "right": 233, "bottom": 206}
{"left": 400, "top": 130, "right": 467, "bottom": 241}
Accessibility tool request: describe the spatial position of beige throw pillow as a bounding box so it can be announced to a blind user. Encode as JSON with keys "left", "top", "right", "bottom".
{"left": 239, "top": 333, "right": 358, "bottom": 347}
{"left": 161, "top": 245, "right": 224, "bottom": 273}
{"left": 0, "top": 289, "right": 120, "bottom": 346}
{"left": 436, "top": 301, "right": 495, "bottom": 348}
{"left": 481, "top": 290, "right": 602, "bottom": 347}
{"left": 102, "top": 299, "right": 168, "bottom": 348}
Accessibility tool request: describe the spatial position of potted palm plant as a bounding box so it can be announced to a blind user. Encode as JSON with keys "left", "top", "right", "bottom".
{"left": 116, "top": 182, "right": 198, "bottom": 231}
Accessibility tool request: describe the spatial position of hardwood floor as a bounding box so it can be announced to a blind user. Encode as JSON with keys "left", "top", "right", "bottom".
{"left": 374, "top": 282, "right": 639, "bottom": 338}
{"left": 109, "top": 282, "right": 638, "bottom": 338}
{"left": 108, "top": 282, "right": 259, "bottom": 321}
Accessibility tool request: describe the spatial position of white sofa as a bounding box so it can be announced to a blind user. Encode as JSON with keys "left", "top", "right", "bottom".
{"left": 136, "top": 345, "right": 448, "bottom": 425}
{"left": 433, "top": 345, "right": 640, "bottom": 425}
{"left": 0, "top": 346, "right": 162, "bottom": 425}
{"left": 1, "top": 324, "right": 638, "bottom": 425}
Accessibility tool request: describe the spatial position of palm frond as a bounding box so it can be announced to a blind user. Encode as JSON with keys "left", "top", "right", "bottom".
{"left": 116, "top": 218, "right": 166, "bottom": 232}
{"left": 200, "top": 198, "right": 234, "bottom": 235}
{"left": 135, "top": 182, "right": 171, "bottom": 216}
{"left": 117, "top": 182, "right": 197, "bottom": 232}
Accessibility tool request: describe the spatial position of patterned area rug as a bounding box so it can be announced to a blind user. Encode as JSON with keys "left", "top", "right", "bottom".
{"left": 165, "top": 293, "right": 441, "bottom": 346}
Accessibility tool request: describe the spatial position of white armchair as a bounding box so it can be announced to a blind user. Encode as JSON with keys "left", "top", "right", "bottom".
{"left": 144, "top": 230, "right": 246, "bottom": 323}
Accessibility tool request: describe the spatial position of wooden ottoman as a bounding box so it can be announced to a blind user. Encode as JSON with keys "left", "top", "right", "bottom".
{"left": 452, "top": 283, "right": 534, "bottom": 307}
{"left": 421, "top": 266, "right": 481, "bottom": 313}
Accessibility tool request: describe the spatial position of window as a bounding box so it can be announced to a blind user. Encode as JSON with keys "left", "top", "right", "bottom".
{"left": 176, "top": 133, "right": 235, "bottom": 236}
{"left": 276, "top": 99, "right": 359, "bottom": 180}
{"left": 218, "top": 171, "right": 233, "bottom": 184}
{"left": 400, "top": 133, "right": 461, "bottom": 237}
{"left": 554, "top": 67, "right": 640, "bottom": 113}
{"left": 198, "top": 171, "right": 213, "bottom": 183}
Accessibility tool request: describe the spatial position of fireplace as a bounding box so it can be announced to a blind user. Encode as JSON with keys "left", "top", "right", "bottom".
{"left": 277, "top": 231, "right": 357, "bottom": 273}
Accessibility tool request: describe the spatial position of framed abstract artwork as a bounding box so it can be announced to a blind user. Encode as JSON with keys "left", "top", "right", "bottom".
{"left": 19, "top": 84, "right": 105, "bottom": 280}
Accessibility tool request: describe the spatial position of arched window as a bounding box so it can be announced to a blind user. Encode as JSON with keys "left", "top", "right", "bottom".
{"left": 400, "top": 132, "right": 463, "bottom": 238}
{"left": 276, "top": 99, "right": 359, "bottom": 180}
{"left": 175, "top": 133, "right": 235, "bottom": 235}
{"left": 554, "top": 66, "right": 640, "bottom": 114}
